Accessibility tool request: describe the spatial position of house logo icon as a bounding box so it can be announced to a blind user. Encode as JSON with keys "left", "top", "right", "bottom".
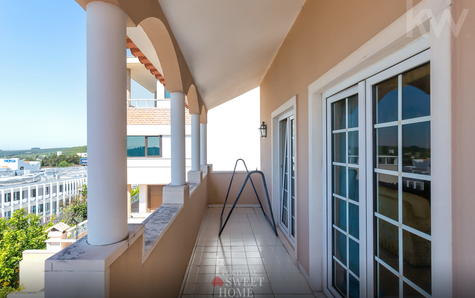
{"left": 212, "top": 276, "right": 224, "bottom": 287}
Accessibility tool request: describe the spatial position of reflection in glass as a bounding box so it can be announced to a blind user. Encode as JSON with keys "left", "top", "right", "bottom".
{"left": 333, "top": 166, "right": 346, "bottom": 197}
{"left": 333, "top": 196, "right": 347, "bottom": 230}
{"left": 348, "top": 168, "right": 359, "bottom": 202}
{"left": 377, "top": 218, "right": 399, "bottom": 271}
{"left": 402, "top": 64, "right": 430, "bottom": 120}
{"left": 147, "top": 136, "right": 161, "bottom": 156}
{"left": 404, "top": 283, "right": 425, "bottom": 297}
{"left": 376, "top": 126, "right": 398, "bottom": 171}
{"left": 374, "top": 77, "right": 398, "bottom": 124}
{"left": 348, "top": 131, "right": 359, "bottom": 164}
{"left": 349, "top": 274, "right": 360, "bottom": 298}
{"left": 349, "top": 238, "right": 359, "bottom": 276}
{"left": 333, "top": 100, "right": 346, "bottom": 130}
{"left": 334, "top": 260, "right": 347, "bottom": 296}
{"left": 334, "top": 229, "right": 347, "bottom": 265}
{"left": 127, "top": 136, "right": 146, "bottom": 157}
{"left": 376, "top": 174, "right": 398, "bottom": 221}
{"left": 378, "top": 263, "right": 399, "bottom": 297}
{"left": 403, "top": 230, "right": 431, "bottom": 294}
{"left": 403, "top": 178, "right": 431, "bottom": 235}
{"left": 333, "top": 132, "right": 346, "bottom": 163}
{"left": 348, "top": 203, "right": 359, "bottom": 239}
{"left": 348, "top": 95, "right": 358, "bottom": 128}
{"left": 403, "top": 122, "right": 431, "bottom": 175}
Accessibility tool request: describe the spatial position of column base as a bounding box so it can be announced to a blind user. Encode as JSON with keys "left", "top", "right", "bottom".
{"left": 162, "top": 184, "right": 189, "bottom": 204}
{"left": 201, "top": 164, "right": 212, "bottom": 175}
{"left": 187, "top": 171, "right": 202, "bottom": 184}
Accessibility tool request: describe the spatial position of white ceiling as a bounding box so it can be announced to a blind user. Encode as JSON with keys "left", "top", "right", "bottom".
{"left": 158, "top": 0, "right": 305, "bottom": 109}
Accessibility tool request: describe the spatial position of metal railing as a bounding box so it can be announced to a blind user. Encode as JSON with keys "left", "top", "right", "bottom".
{"left": 219, "top": 159, "right": 278, "bottom": 237}
{"left": 128, "top": 99, "right": 159, "bottom": 108}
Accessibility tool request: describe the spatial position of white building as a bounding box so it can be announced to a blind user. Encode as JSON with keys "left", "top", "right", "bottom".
{"left": 0, "top": 158, "right": 41, "bottom": 171}
{"left": 0, "top": 167, "right": 87, "bottom": 222}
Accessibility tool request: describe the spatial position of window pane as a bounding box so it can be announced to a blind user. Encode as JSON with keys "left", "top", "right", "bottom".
{"left": 376, "top": 126, "right": 398, "bottom": 171}
{"left": 402, "top": 122, "right": 430, "bottom": 175}
{"left": 333, "top": 228, "right": 347, "bottom": 265}
{"left": 349, "top": 238, "right": 359, "bottom": 276}
{"left": 147, "top": 136, "right": 161, "bottom": 156}
{"left": 348, "top": 131, "right": 359, "bottom": 164}
{"left": 376, "top": 174, "right": 398, "bottom": 221}
{"left": 333, "top": 166, "right": 346, "bottom": 197}
{"left": 333, "top": 100, "right": 346, "bottom": 130}
{"left": 404, "top": 283, "right": 425, "bottom": 297}
{"left": 333, "top": 132, "right": 346, "bottom": 163}
{"left": 127, "top": 136, "right": 146, "bottom": 157}
{"left": 348, "top": 95, "right": 358, "bottom": 128}
{"left": 403, "top": 230, "right": 431, "bottom": 294}
{"left": 377, "top": 218, "right": 399, "bottom": 271}
{"left": 348, "top": 203, "right": 359, "bottom": 239}
{"left": 333, "top": 196, "right": 347, "bottom": 231}
{"left": 333, "top": 260, "right": 347, "bottom": 296}
{"left": 374, "top": 77, "right": 398, "bottom": 124}
{"left": 377, "top": 263, "right": 399, "bottom": 297}
{"left": 403, "top": 178, "right": 431, "bottom": 235}
{"left": 348, "top": 168, "right": 359, "bottom": 202}
{"left": 402, "top": 63, "right": 430, "bottom": 120}
{"left": 349, "top": 274, "right": 360, "bottom": 298}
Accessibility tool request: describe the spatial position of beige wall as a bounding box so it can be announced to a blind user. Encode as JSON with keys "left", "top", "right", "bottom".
{"left": 452, "top": 0, "right": 475, "bottom": 295}
{"left": 260, "top": 0, "right": 419, "bottom": 273}
{"left": 148, "top": 185, "right": 163, "bottom": 211}
{"left": 109, "top": 177, "right": 208, "bottom": 297}
{"left": 207, "top": 171, "right": 268, "bottom": 206}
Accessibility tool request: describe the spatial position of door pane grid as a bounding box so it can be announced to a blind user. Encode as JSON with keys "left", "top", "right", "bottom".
{"left": 331, "top": 94, "right": 360, "bottom": 297}
{"left": 373, "top": 63, "right": 431, "bottom": 298}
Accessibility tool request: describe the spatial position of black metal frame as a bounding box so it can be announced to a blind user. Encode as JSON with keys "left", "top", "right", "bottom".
{"left": 219, "top": 159, "right": 278, "bottom": 237}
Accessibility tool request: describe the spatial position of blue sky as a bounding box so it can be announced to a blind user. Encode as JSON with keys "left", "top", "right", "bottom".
{"left": 0, "top": 2, "right": 153, "bottom": 151}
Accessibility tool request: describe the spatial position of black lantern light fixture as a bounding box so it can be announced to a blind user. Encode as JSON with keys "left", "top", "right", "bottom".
{"left": 259, "top": 121, "right": 268, "bottom": 138}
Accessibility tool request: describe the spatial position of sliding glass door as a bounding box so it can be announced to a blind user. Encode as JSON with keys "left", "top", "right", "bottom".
{"left": 326, "top": 51, "right": 431, "bottom": 298}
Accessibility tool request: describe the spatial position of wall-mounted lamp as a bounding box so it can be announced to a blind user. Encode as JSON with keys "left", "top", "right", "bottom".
{"left": 259, "top": 121, "right": 268, "bottom": 138}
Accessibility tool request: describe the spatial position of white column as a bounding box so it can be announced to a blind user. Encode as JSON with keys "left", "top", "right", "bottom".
{"left": 200, "top": 123, "right": 207, "bottom": 167}
{"left": 49, "top": 182, "right": 53, "bottom": 218}
{"left": 19, "top": 187, "right": 23, "bottom": 213}
{"left": 1, "top": 190, "right": 4, "bottom": 217}
{"left": 138, "top": 184, "right": 148, "bottom": 214}
{"left": 170, "top": 92, "right": 186, "bottom": 185}
{"left": 10, "top": 188, "right": 14, "bottom": 216}
{"left": 56, "top": 182, "right": 60, "bottom": 216}
{"left": 191, "top": 114, "right": 201, "bottom": 171}
{"left": 27, "top": 186, "right": 31, "bottom": 214}
{"left": 87, "top": 1, "right": 128, "bottom": 245}
{"left": 35, "top": 185, "right": 39, "bottom": 215}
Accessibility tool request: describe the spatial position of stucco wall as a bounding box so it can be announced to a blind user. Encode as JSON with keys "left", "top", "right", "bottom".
{"left": 452, "top": 0, "right": 475, "bottom": 295}
{"left": 259, "top": 0, "right": 419, "bottom": 273}
{"left": 109, "top": 177, "right": 208, "bottom": 297}
{"left": 207, "top": 171, "right": 268, "bottom": 206}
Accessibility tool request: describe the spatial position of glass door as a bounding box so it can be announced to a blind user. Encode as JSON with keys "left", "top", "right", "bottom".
{"left": 279, "top": 113, "right": 296, "bottom": 240}
{"left": 367, "top": 55, "right": 431, "bottom": 298}
{"left": 326, "top": 83, "right": 366, "bottom": 298}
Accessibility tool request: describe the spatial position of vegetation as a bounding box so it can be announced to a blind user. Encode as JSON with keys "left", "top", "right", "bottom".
{"left": 0, "top": 210, "right": 51, "bottom": 289}
{"left": 0, "top": 146, "right": 86, "bottom": 161}
{"left": 60, "top": 185, "right": 88, "bottom": 226}
{"left": 41, "top": 153, "right": 80, "bottom": 168}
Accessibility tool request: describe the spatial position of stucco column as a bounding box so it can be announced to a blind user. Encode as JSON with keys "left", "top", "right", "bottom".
{"left": 170, "top": 91, "right": 186, "bottom": 185}
{"left": 86, "top": 1, "right": 128, "bottom": 245}
{"left": 200, "top": 123, "right": 207, "bottom": 167}
{"left": 191, "top": 114, "right": 201, "bottom": 171}
{"left": 138, "top": 184, "right": 148, "bottom": 214}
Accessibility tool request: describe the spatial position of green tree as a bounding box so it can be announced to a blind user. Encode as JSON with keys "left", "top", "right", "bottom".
{"left": 60, "top": 184, "right": 87, "bottom": 226}
{"left": 57, "top": 160, "right": 71, "bottom": 167}
{"left": 0, "top": 210, "right": 50, "bottom": 288}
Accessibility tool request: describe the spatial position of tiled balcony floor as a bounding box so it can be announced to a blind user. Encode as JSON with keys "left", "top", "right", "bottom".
{"left": 181, "top": 207, "right": 316, "bottom": 298}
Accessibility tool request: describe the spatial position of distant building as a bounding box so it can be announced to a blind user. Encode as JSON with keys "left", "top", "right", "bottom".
{"left": 76, "top": 152, "right": 87, "bottom": 158}
{"left": 0, "top": 158, "right": 41, "bottom": 171}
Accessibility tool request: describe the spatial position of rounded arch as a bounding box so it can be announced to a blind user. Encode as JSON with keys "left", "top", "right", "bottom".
{"left": 139, "top": 17, "right": 183, "bottom": 92}
{"left": 200, "top": 105, "right": 208, "bottom": 124}
{"left": 186, "top": 84, "right": 200, "bottom": 114}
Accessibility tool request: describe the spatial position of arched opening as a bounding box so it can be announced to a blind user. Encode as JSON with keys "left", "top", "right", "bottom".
{"left": 186, "top": 84, "right": 200, "bottom": 114}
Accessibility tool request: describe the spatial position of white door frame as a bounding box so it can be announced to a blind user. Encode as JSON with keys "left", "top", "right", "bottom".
{"left": 271, "top": 96, "right": 297, "bottom": 250}
{"left": 307, "top": 0, "right": 453, "bottom": 296}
